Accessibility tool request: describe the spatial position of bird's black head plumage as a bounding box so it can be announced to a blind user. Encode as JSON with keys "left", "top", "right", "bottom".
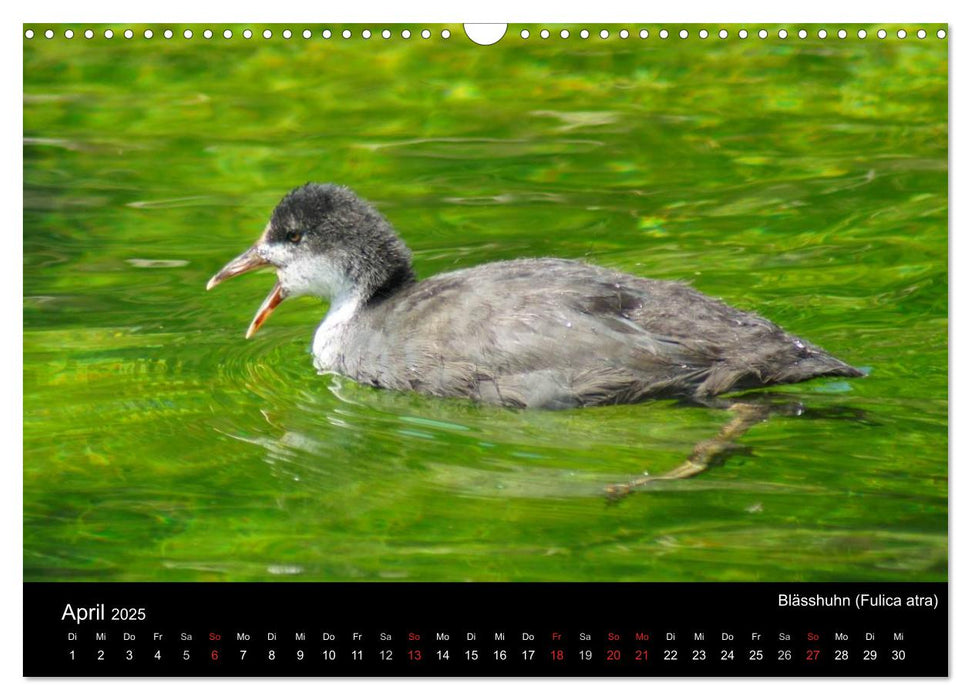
{"left": 266, "top": 183, "right": 416, "bottom": 303}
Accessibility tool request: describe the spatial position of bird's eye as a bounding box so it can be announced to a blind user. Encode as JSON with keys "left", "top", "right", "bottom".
{"left": 286, "top": 231, "right": 303, "bottom": 244}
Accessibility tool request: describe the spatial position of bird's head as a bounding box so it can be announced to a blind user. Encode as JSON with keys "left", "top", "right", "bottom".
{"left": 207, "top": 183, "right": 413, "bottom": 337}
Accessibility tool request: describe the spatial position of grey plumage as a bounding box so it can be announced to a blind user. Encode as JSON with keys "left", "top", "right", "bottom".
{"left": 336, "top": 257, "right": 862, "bottom": 409}
{"left": 211, "top": 183, "right": 863, "bottom": 410}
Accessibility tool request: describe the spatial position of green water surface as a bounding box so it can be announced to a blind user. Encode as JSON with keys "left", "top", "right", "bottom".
{"left": 24, "top": 24, "right": 947, "bottom": 582}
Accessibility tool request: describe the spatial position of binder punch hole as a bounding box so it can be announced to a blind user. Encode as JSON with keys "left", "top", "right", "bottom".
{"left": 464, "top": 24, "right": 507, "bottom": 46}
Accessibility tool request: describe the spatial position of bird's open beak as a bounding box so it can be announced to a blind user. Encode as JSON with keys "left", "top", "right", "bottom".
{"left": 207, "top": 244, "right": 287, "bottom": 339}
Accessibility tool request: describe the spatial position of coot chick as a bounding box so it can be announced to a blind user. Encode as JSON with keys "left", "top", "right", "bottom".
{"left": 208, "top": 183, "right": 862, "bottom": 409}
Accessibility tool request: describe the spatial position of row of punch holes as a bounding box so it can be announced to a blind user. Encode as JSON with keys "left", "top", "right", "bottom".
{"left": 24, "top": 25, "right": 947, "bottom": 43}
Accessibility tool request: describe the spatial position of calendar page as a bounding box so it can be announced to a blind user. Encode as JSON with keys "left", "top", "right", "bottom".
{"left": 22, "top": 20, "right": 948, "bottom": 678}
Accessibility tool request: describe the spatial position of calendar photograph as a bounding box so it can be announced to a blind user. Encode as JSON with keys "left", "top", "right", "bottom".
{"left": 24, "top": 23, "right": 947, "bottom": 590}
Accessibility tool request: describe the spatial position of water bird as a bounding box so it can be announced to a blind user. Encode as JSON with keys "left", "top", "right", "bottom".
{"left": 208, "top": 183, "right": 861, "bottom": 410}
{"left": 208, "top": 184, "right": 863, "bottom": 494}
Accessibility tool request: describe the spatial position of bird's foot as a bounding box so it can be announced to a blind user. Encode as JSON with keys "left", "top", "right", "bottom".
{"left": 604, "top": 402, "right": 769, "bottom": 501}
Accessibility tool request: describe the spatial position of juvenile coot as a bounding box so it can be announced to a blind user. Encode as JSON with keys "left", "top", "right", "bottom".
{"left": 208, "top": 183, "right": 862, "bottom": 409}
